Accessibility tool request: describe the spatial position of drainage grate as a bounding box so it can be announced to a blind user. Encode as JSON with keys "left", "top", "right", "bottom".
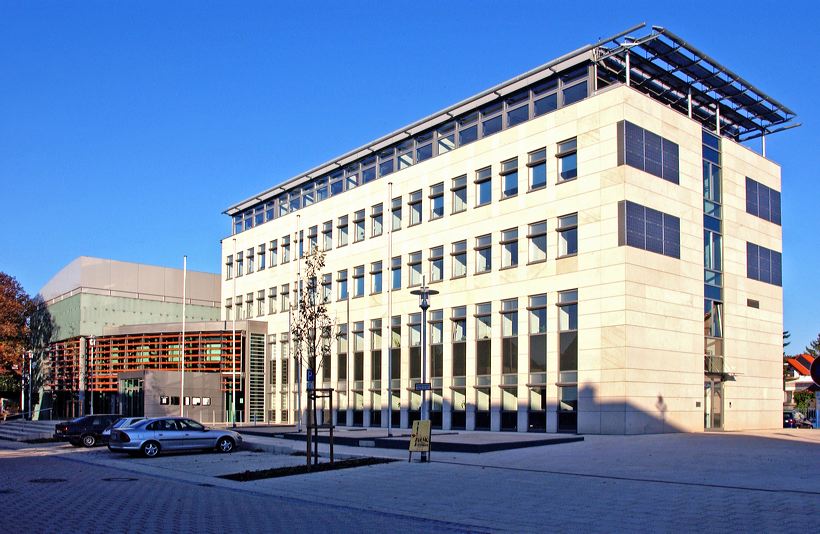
{"left": 28, "top": 478, "right": 67, "bottom": 484}
{"left": 102, "top": 477, "right": 138, "bottom": 482}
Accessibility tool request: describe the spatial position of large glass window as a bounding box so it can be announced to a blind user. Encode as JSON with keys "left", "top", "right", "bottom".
{"left": 528, "top": 221, "right": 547, "bottom": 263}
{"left": 322, "top": 221, "right": 332, "bottom": 251}
{"left": 501, "top": 299, "right": 518, "bottom": 375}
{"left": 506, "top": 91, "right": 529, "bottom": 127}
{"left": 430, "top": 309, "right": 443, "bottom": 378}
{"left": 371, "top": 203, "right": 383, "bottom": 237}
{"left": 528, "top": 294, "right": 547, "bottom": 374}
{"left": 501, "top": 158, "right": 518, "bottom": 199}
{"left": 280, "top": 284, "right": 289, "bottom": 312}
{"left": 438, "top": 121, "right": 456, "bottom": 154}
{"left": 458, "top": 112, "right": 478, "bottom": 145}
{"left": 391, "top": 256, "right": 401, "bottom": 290}
{"left": 501, "top": 228, "right": 518, "bottom": 268}
{"left": 408, "top": 251, "right": 422, "bottom": 287}
{"left": 618, "top": 201, "right": 680, "bottom": 259}
{"left": 370, "top": 319, "right": 382, "bottom": 383}
{"left": 246, "top": 248, "right": 255, "bottom": 274}
{"left": 391, "top": 196, "right": 402, "bottom": 231}
{"left": 236, "top": 251, "right": 243, "bottom": 276}
{"left": 557, "top": 138, "right": 577, "bottom": 182}
{"left": 337, "top": 216, "right": 348, "bottom": 247}
{"left": 258, "top": 244, "right": 266, "bottom": 271}
{"left": 225, "top": 255, "right": 233, "bottom": 280}
{"left": 476, "top": 234, "right": 492, "bottom": 273}
{"left": 429, "top": 246, "right": 444, "bottom": 283}
{"left": 352, "top": 265, "right": 364, "bottom": 298}
{"left": 409, "top": 190, "right": 422, "bottom": 226}
{"left": 557, "top": 213, "right": 578, "bottom": 257}
{"left": 269, "top": 239, "right": 278, "bottom": 267}
{"left": 529, "top": 148, "right": 547, "bottom": 190}
{"left": 481, "top": 101, "right": 503, "bottom": 137}
{"left": 475, "top": 167, "right": 492, "bottom": 206}
{"left": 476, "top": 302, "right": 492, "bottom": 378}
{"left": 409, "top": 313, "right": 421, "bottom": 379}
{"left": 745, "top": 177, "right": 781, "bottom": 225}
{"left": 337, "top": 324, "right": 348, "bottom": 381}
{"left": 353, "top": 210, "right": 365, "bottom": 242}
{"left": 337, "top": 270, "right": 348, "bottom": 300}
{"left": 452, "top": 175, "right": 467, "bottom": 214}
{"left": 430, "top": 182, "right": 444, "bottom": 220}
{"left": 558, "top": 290, "right": 578, "bottom": 384}
{"left": 307, "top": 226, "right": 317, "bottom": 254}
{"left": 370, "top": 261, "right": 383, "bottom": 294}
{"left": 747, "top": 242, "right": 782, "bottom": 286}
{"left": 618, "top": 121, "right": 680, "bottom": 184}
{"left": 451, "top": 306, "right": 467, "bottom": 379}
{"left": 452, "top": 240, "right": 467, "bottom": 278}
{"left": 321, "top": 274, "right": 331, "bottom": 303}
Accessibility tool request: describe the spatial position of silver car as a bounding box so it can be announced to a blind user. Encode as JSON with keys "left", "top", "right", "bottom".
{"left": 108, "top": 417, "right": 242, "bottom": 458}
{"left": 102, "top": 417, "right": 146, "bottom": 443}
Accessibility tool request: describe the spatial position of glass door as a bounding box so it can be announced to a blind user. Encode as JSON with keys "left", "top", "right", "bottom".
{"left": 704, "top": 379, "right": 723, "bottom": 430}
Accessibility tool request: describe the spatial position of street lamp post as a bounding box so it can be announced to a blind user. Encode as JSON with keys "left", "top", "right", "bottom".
{"left": 411, "top": 276, "right": 438, "bottom": 461}
{"left": 89, "top": 336, "right": 96, "bottom": 415}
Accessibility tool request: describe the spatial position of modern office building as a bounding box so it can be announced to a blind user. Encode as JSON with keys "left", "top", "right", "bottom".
{"left": 222, "top": 24, "right": 794, "bottom": 433}
{"left": 37, "top": 257, "right": 268, "bottom": 422}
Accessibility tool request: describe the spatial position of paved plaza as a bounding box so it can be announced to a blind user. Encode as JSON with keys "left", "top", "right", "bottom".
{"left": 0, "top": 429, "right": 818, "bottom": 532}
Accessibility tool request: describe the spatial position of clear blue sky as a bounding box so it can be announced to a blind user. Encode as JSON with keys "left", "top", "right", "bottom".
{"left": 1, "top": 1, "right": 818, "bottom": 353}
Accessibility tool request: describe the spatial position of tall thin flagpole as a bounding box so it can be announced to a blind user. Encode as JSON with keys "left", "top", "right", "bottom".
{"left": 232, "top": 239, "right": 237, "bottom": 427}
{"left": 180, "top": 255, "right": 187, "bottom": 417}
{"left": 387, "top": 181, "right": 393, "bottom": 437}
{"left": 296, "top": 215, "right": 303, "bottom": 432}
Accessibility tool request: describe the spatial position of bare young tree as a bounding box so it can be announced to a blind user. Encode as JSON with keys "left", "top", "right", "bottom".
{"left": 290, "top": 248, "right": 334, "bottom": 466}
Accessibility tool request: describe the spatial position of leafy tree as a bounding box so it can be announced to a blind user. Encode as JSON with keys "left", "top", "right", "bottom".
{"left": 0, "top": 273, "right": 33, "bottom": 379}
{"left": 793, "top": 390, "right": 813, "bottom": 416}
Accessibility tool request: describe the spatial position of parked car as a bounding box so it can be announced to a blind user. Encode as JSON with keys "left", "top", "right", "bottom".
{"left": 54, "top": 414, "right": 123, "bottom": 447}
{"left": 108, "top": 417, "right": 242, "bottom": 458}
{"left": 783, "top": 411, "right": 813, "bottom": 429}
{"left": 101, "top": 417, "right": 146, "bottom": 442}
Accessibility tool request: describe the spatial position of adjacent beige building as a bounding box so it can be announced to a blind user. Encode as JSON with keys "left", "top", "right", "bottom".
{"left": 221, "top": 25, "right": 793, "bottom": 433}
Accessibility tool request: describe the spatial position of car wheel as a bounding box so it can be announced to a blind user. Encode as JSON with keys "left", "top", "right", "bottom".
{"left": 141, "top": 441, "right": 161, "bottom": 458}
{"left": 82, "top": 434, "right": 97, "bottom": 447}
{"left": 216, "top": 437, "right": 235, "bottom": 453}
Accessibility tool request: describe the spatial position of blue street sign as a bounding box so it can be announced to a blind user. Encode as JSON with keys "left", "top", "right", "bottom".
{"left": 415, "top": 382, "right": 431, "bottom": 391}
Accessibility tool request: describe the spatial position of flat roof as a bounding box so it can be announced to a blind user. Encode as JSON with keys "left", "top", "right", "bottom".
{"left": 225, "top": 23, "right": 797, "bottom": 216}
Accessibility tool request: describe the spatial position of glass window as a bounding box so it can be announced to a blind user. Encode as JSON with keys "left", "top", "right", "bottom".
{"left": 458, "top": 112, "right": 478, "bottom": 146}
{"left": 362, "top": 156, "right": 377, "bottom": 184}
{"left": 557, "top": 289, "right": 578, "bottom": 384}
{"left": 282, "top": 235, "right": 291, "bottom": 263}
{"left": 475, "top": 166, "right": 492, "bottom": 207}
{"left": 557, "top": 138, "right": 577, "bottom": 182}
{"left": 429, "top": 246, "right": 444, "bottom": 282}
{"left": 452, "top": 240, "right": 467, "bottom": 278}
{"left": 307, "top": 226, "right": 317, "bottom": 254}
{"left": 416, "top": 131, "right": 433, "bottom": 162}
{"left": 409, "top": 313, "right": 421, "bottom": 379}
{"left": 280, "top": 284, "right": 289, "bottom": 312}
{"left": 481, "top": 101, "right": 503, "bottom": 137}
{"left": 528, "top": 294, "right": 547, "bottom": 373}
{"left": 337, "top": 215, "right": 348, "bottom": 247}
{"left": 353, "top": 209, "right": 365, "bottom": 242}
{"left": 370, "top": 318, "right": 382, "bottom": 381}
{"left": 269, "top": 239, "right": 278, "bottom": 267}
{"left": 745, "top": 177, "right": 781, "bottom": 225}
{"left": 430, "top": 183, "right": 444, "bottom": 220}
{"left": 476, "top": 302, "right": 492, "bottom": 376}
{"left": 330, "top": 170, "right": 344, "bottom": 196}
{"left": 429, "top": 309, "right": 444, "bottom": 378}
{"left": 528, "top": 148, "right": 547, "bottom": 190}
{"left": 438, "top": 121, "right": 456, "bottom": 154}
{"left": 619, "top": 121, "right": 679, "bottom": 184}
{"left": 397, "top": 139, "right": 414, "bottom": 170}
{"left": 337, "top": 270, "right": 348, "bottom": 301}
{"left": 352, "top": 265, "right": 364, "bottom": 298}
{"left": 322, "top": 221, "right": 332, "bottom": 251}
{"left": 408, "top": 251, "right": 422, "bottom": 287}
{"left": 506, "top": 91, "right": 529, "bottom": 127}
{"left": 409, "top": 190, "right": 422, "bottom": 226}
{"left": 501, "top": 298, "right": 518, "bottom": 375}
{"left": 475, "top": 234, "right": 492, "bottom": 273}
{"left": 533, "top": 78, "right": 558, "bottom": 117}
{"left": 619, "top": 201, "right": 680, "bottom": 259}
{"left": 316, "top": 177, "right": 329, "bottom": 202}
{"left": 258, "top": 244, "right": 266, "bottom": 271}
{"left": 321, "top": 274, "right": 331, "bottom": 303}
{"left": 371, "top": 203, "right": 383, "bottom": 237}
{"left": 379, "top": 148, "right": 395, "bottom": 177}
{"left": 746, "top": 242, "right": 782, "bottom": 286}
{"left": 337, "top": 324, "right": 348, "bottom": 381}
{"left": 391, "top": 196, "right": 402, "bottom": 231}
{"left": 500, "top": 228, "right": 518, "bottom": 268}
{"left": 528, "top": 221, "right": 547, "bottom": 263}
{"left": 246, "top": 248, "right": 254, "bottom": 274}
{"left": 391, "top": 256, "right": 402, "bottom": 290}
{"left": 452, "top": 175, "right": 467, "bottom": 214}
{"left": 452, "top": 306, "right": 467, "bottom": 378}
{"left": 225, "top": 255, "right": 233, "bottom": 280}
{"left": 371, "top": 261, "right": 383, "bottom": 294}
{"left": 236, "top": 251, "right": 243, "bottom": 277}
{"left": 268, "top": 288, "right": 277, "bottom": 314}
{"left": 501, "top": 158, "right": 518, "bottom": 199}
{"left": 557, "top": 213, "right": 578, "bottom": 257}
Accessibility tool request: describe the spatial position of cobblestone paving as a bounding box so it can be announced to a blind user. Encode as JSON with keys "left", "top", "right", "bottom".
{"left": 1, "top": 430, "right": 818, "bottom": 533}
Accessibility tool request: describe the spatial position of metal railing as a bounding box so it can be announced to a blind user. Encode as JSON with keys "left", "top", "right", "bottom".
{"left": 704, "top": 355, "right": 724, "bottom": 374}
{"left": 0, "top": 407, "right": 53, "bottom": 423}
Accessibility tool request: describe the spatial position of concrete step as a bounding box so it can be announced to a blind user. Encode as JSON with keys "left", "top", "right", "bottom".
{"left": 0, "top": 420, "right": 58, "bottom": 441}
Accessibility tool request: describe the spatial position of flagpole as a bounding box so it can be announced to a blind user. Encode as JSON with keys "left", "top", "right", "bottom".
{"left": 180, "top": 255, "right": 187, "bottom": 417}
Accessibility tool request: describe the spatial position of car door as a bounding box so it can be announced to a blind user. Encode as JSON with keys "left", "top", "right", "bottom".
{"left": 155, "top": 419, "right": 182, "bottom": 450}
{"left": 178, "top": 419, "right": 212, "bottom": 449}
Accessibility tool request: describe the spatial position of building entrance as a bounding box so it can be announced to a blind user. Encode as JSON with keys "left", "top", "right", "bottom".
{"left": 704, "top": 378, "right": 723, "bottom": 430}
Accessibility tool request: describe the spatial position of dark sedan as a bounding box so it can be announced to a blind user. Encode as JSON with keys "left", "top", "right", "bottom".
{"left": 54, "top": 414, "right": 123, "bottom": 447}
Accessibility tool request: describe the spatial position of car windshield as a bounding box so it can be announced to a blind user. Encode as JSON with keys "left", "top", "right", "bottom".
{"left": 70, "top": 416, "right": 87, "bottom": 423}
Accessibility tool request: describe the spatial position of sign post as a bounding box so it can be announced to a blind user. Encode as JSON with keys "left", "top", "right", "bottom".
{"left": 409, "top": 419, "right": 431, "bottom": 462}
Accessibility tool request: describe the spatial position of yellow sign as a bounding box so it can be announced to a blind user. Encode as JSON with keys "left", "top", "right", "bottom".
{"left": 409, "top": 420, "right": 431, "bottom": 452}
